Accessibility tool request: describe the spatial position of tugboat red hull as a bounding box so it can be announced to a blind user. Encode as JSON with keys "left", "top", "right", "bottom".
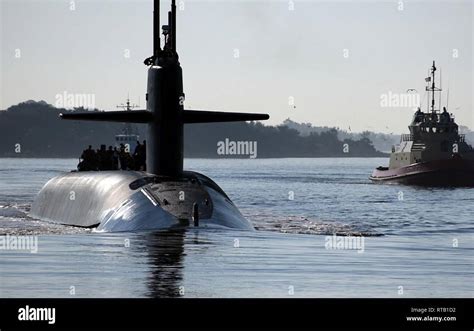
{"left": 370, "top": 159, "right": 474, "bottom": 187}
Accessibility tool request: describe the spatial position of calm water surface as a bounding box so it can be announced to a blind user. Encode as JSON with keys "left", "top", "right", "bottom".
{"left": 0, "top": 158, "right": 472, "bottom": 297}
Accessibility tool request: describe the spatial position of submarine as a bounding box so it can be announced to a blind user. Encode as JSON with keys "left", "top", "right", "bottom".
{"left": 30, "top": 0, "right": 269, "bottom": 232}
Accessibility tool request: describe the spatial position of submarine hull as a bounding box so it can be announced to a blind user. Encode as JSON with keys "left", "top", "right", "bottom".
{"left": 369, "top": 158, "right": 474, "bottom": 187}
{"left": 30, "top": 171, "right": 254, "bottom": 232}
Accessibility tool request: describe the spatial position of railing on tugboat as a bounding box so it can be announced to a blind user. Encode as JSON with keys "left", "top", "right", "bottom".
{"left": 401, "top": 134, "right": 413, "bottom": 142}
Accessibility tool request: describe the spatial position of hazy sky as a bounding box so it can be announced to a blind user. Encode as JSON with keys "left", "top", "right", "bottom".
{"left": 1, "top": 0, "right": 473, "bottom": 133}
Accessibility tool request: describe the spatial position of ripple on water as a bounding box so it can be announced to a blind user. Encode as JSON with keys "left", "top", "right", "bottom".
{"left": 252, "top": 214, "right": 383, "bottom": 237}
{"left": 0, "top": 203, "right": 89, "bottom": 235}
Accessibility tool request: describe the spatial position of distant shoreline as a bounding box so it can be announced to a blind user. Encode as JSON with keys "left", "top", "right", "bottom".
{"left": 1, "top": 101, "right": 390, "bottom": 159}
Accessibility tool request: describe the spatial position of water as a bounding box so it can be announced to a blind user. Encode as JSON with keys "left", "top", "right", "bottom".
{"left": 0, "top": 158, "right": 472, "bottom": 297}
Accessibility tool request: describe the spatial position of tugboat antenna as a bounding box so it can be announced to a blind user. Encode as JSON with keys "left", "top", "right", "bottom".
{"left": 431, "top": 61, "right": 436, "bottom": 113}
{"left": 425, "top": 60, "right": 442, "bottom": 114}
{"left": 439, "top": 68, "right": 442, "bottom": 112}
{"left": 116, "top": 97, "right": 139, "bottom": 111}
{"left": 425, "top": 67, "right": 431, "bottom": 113}
{"left": 447, "top": 88, "right": 450, "bottom": 111}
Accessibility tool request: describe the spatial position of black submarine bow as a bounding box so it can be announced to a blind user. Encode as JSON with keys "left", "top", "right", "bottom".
{"left": 60, "top": 0, "right": 269, "bottom": 177}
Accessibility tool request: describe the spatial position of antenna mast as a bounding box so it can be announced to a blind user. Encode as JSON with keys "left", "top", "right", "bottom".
{"left": 162, "top": 0, "right": 177, "bottom": 54}
{"left": 171, "top": 0, "right": 176, "bottom": 51}
{"left": 117, "top": 97, "right": 139, "bottom": 135}
{"left": 447, "top": 88, "right": 450, "bottom": 111}
{"left": 439, "top": 68, "right": 442, "bottom": 111}
{"left": 153, "top": 0, "right": 160, "bottom": 56}
{"left": 116, "top": 97, "right": 139, "bottom": 112}
{"left": 431, "top": 61, "right": 436, "bottom": 113}
{"left": 426, "top": 61, "right": 442, "bottom": 114}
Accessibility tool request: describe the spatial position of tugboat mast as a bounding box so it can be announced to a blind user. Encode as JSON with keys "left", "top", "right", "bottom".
{"left": 116, "top": 97, "right": 139, "bottom": 112}
{"left": 116, "top": 96, "right": 139, "bottom": 135}
{"left": 426, "top": 60, "right": 441, "bottom": 113}
{"left": 431, "top": 61, "right": 436, "bottom": 112}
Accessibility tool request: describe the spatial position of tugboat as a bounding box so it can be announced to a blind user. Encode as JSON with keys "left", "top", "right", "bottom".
{"left": 370, "top": 61, "right": 474, "bottom": 186}
{"left": 114, "top": 97, "right": 140, "bottom": 153}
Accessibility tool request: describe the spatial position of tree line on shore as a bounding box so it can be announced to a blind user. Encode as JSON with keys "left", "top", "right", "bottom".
{"left": 0, "top": 101, "right": 386, "bottom": 158}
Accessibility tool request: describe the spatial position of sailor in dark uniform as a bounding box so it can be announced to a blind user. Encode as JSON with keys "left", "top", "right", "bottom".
{"left": 413, "top": 108, "right": 423, "bottom": 124}
{"left": 78, "top": 145, "right": 97, "bottom": 171}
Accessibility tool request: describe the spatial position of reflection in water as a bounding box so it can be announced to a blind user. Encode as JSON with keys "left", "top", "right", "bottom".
{"left": 144, "top": 230, "right": 186, "bottom": 298}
